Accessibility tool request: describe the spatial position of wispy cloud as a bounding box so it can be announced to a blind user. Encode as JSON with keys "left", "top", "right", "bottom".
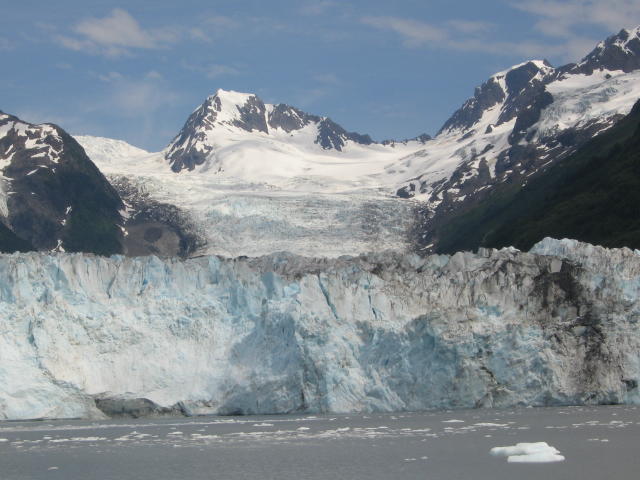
{"left": 313, "top": 73, "right": 342, "bottom": 85}
{"left": 360, "top": 16, "right": 536, "bottom": 54}
{"left": 109, "top": 77, "right": 180, "bottom": 117}
{"left": 182, "top": 61, "right": 242, "bottom": 79}
{"left": 298, "top": 1, "right": 341, "bottom": 16}
{"left": 509, "top": 1, "right": 640, "bottom": 60}
{"left": 96, "top": 71, "right": 124, "bottom": 83}
{"left": 205, "top": 64, "right": 241, "bottom": 79}
{"left": 360, "top": 12, "right": 616, "bottom": 62}
{"left": 204, "top": 15, "right": 240, "bottom": 30}
{"left": 512, "top": 0, "right": 640, "bottom": 35}
{"left": 361, "top": 17, "right": 447, "bottom": 47}
{"left": 361, "top": 17, "right": 502, "bottom": 50}
{"left": 446, "top": 20, "right": 494, "bottom": 35}
{"left": 56, "top": 9, "right": 178, "bottom": 57}
{"left": 0, "top": 37, "right": 13, "bottom": 50}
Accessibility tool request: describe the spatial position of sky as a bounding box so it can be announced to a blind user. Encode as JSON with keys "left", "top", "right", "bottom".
{"left": 2, "top": 0, "right": 640, "bottom": 151}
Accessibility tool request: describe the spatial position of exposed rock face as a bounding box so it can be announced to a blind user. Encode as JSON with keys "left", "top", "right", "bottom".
{"left": 268, "top": 103, "right": 317, "bottom": 133}
{"left": 0, "top": 112, "right": 124, "bottom": 255}
{"left": 438, "top": 76, "right": 507, "bottom": 134}
{"left": 108, "top": 176, "right": 206, "bottom": 258}
{"left": 0, "top": 238, "right": 638, "bottom": 420}
{"left": 315, "top": 117, "right": 374, "bottom": 151}
{"left": 570, "top": 26, "right": 640, "bottom": 74}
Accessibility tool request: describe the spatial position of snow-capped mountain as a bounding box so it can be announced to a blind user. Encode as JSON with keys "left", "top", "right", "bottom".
{"left": 407, "top": 26, "right": 640, "bottom": 251}
{"left": 165, "top": 89, "right": 375, "bottom": 172}
{"left": 0, "top": 112, "right": 124, "bottom": 254}
{"left": 74, "top": 26, "right": 640, "bottom": 258}
{"left": 77, "top": 92, "right": 425, "bottom": 258}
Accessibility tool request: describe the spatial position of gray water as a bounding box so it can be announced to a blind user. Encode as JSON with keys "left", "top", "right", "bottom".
{"left": 1, "top": 406, "right": 639, "bottom": 479}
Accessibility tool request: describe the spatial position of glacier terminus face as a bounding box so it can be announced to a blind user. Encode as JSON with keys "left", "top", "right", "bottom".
{"left": 0, "top": 238, "right": 639, "bottom": 420}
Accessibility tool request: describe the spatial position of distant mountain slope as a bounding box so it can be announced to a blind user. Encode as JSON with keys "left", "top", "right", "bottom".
{"left": 76, "top": 26, "right": 640, "bottom": 258}
{"left": 410, "top": 26, "right": 640, "bottom": 252}
{"left": 0, "top": 112, "right": 124, "bottom": 255}
{"left": 74, "top": 135, "right": 206, "bottom": 258}
{"left": 433, "top": 99, "right": 640, "bottom": 253}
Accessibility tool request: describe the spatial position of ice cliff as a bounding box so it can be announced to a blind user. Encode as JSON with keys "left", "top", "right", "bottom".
{"left": 1, "top": 238, "right": 639, "bottom": 420}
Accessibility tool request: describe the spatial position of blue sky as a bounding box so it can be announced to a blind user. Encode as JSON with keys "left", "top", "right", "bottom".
{"left": 2, "top": 0, "right": 639, "bottom": 151}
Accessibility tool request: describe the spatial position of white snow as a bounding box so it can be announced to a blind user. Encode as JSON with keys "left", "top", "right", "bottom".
{"left": 490, "top": 442, "right": 565, "bottom": 463}
{"left": 76, "top": 134, "right": 421, "bottom": 258}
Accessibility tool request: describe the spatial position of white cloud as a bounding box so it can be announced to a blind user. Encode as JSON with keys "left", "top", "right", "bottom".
{"left": 97, "top": 71, "right": 124, "bottom": 83}
{"left": 57, "top": 9, "right": 178, "bottom": 57}
{"left": 76, "top": 9, "right": 155, "bottom": 48}
{"left": 361, "top": 17, "right": 447, "bottom": 47}
{"left": 512, "top": 0, "right": 640, "bottom": 35}
{"left": 509, "top": 0, "right": 640, "bottom": 61}
{"left": 360, "top": 11, "right": 623, "bottom": 62}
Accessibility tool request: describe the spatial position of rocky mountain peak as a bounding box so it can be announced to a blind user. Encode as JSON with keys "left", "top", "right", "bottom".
{"left": 438, "top": 60, "right": 554, "bottom": 135}
{"left": 574, "top": 25, "right": 640, "bottom": 73}
{"left": 165, "top": 89, "right": 377, "bottom": 171}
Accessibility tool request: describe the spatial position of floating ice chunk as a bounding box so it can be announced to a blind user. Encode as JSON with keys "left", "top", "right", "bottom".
{"left": 252, "top": 423, "right": 274, "bottom": 427}
{"left": 442, "top": 419, "right": 465, "bottom": 423}
{"left": 490, "top": 442, "right": 565, "bottom": 463}
{"left": 508, "top": 452, "right": 565, "bottom": 463}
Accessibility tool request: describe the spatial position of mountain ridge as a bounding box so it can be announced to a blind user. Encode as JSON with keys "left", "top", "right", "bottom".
{"left": 165, "top": 89, "right": 377, "bottom": 172}
{"left": 12, "top": 24, "right": 640, "bottom": 258}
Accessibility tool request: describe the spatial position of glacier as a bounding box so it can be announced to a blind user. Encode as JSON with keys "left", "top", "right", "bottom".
{"left": 1, "top": 238, "right": 639, "bottom": 421}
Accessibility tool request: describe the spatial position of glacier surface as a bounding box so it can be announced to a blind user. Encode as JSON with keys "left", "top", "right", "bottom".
{"left": 1, "top": 238, "right": 639, "bottom": 420}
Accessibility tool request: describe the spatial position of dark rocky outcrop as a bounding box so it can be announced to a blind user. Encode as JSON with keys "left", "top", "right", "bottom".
{"left": 0, "top": 112, "right": 124, "bottom": 255}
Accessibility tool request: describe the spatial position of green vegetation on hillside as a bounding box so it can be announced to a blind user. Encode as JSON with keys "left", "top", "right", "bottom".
{"left": 435, "top": 99, "right": 640, "bottom": 253}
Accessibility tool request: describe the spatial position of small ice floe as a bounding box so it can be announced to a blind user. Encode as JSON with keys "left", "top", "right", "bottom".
{"left": 47, "top": 467, "right": 59, "bottom": 471}
{"left": 167, "top": 431, "right": 183, "bottom": 436}
{"left": 442, "top": 419, "right": 465, "bottom": 423}
{"left": 490, "top": 442, "right": 565, "bottom": 463}
{"left": 296, "top": 427, "right": 310, "bottom": 431}
{"left": 252, "top": 423, "right": 274, "bottom": 427}
{"left": 0, "top": 438, "right": 8, "bottom": 442}
{"left": 404, "top": 458, "right": 417, "bottom": 462}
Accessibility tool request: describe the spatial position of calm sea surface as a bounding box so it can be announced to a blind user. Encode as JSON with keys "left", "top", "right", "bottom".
{"left": 1, "top": 405, "right": 638, "bottom": 479}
